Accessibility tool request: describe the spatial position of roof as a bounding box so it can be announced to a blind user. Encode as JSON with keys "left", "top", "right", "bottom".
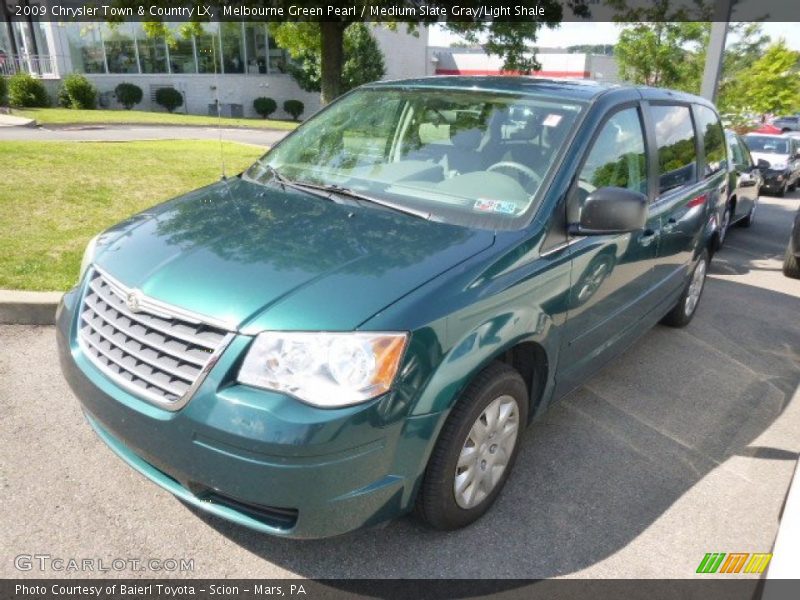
{"left": 367, "top": 76, "right": 714, "bottom": 108}
{"left": 367, "top": 75, "right": 615, "bottom": 101}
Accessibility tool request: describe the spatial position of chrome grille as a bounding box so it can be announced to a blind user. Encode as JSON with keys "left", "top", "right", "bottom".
{"left": 78, "top": 268, "right": 231, "bottom": 409}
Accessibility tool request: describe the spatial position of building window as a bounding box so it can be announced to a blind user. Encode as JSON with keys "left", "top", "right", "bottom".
{"left": 267, "top": 33, "right": 286, "bottom": 73}
{"left": 221, "top": 22, "right": 245, "bottom": 74}
{"left": 134, "top": 23, "right": 167, "bottom": 73}
{"left": 167, "top": 23, "right": 196, "bottom": 74}
{"left": 64, "top": 23, "right": 105, "bottom": 74}
{"left": 195, "top": 23, "right": 221, "bottom": 74}
{"left": 244, "top": 23, "right": 268, "bottom": 74}
{"left": 104, "top": 23, "right": 137, "bottom": 74}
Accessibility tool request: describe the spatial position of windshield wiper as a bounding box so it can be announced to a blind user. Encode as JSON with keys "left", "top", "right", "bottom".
{"left": 308, "top": 183, "right": 432, "bottom": 221}
{"left": 249, "top": 164, "right": 346, "bottom": 204}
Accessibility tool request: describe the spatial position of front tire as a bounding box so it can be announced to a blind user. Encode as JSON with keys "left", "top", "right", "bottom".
{"left": 415, "top": 362, "right": 528, "bottom": 530}
{"left": 661, "top": 250, "right": 709, "bottom": 328}
{"left": 739, "top": 200, "right": 757, "bottom": 228}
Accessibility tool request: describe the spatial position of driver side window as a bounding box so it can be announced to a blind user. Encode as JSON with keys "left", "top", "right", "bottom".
{"left": 579, "top": 108, "right": 647, "bottom": 195}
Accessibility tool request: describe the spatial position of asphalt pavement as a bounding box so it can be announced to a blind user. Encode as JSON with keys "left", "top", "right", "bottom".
{"left": 1, "top": 192, "right": 799, "bottom": 579}
{"left": 0, "top": 124, "right": 286, "bottom": 147}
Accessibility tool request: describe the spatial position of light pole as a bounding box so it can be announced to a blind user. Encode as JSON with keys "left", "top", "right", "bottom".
{"left": 700, "top": 0, "right": 733, "bottom": 102}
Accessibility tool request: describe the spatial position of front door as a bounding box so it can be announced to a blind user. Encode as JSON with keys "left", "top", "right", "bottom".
{"left": 556, "top": 104, "right": 661, "bottom": 395}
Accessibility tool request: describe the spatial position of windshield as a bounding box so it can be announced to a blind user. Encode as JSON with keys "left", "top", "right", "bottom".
{"left": 244, "top": 87, "right": 585, "bottom": 229}
{"left": 744, "top": 136, "right": 789, "bottom": 154}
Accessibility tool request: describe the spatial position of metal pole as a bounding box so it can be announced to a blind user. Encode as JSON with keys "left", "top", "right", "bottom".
{"left": 700, "top": 0, "right": 733, "bottom": 102}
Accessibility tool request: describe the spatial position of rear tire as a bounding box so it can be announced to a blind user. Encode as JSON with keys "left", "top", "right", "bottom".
{"left": 415, "top": 362, "right": 528, "bottom": 530}
{"left": 661, "top": 250, "right": 709, "bottom": 328}
{"left": 784, "top": 244, "right": 800, "bottom": 279}
{"left": 717, "top": 206, "right": 731, "bottom": 249}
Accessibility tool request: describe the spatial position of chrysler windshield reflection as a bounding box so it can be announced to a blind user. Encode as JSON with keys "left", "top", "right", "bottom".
{"left": 244, "top": 88, "right": 585, "bottom": 229}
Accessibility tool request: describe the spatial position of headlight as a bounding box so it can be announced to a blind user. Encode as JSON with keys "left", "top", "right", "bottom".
{"left": 78, "top": 234, "right": 100, "bottom": 282}
{"left": 771, "top": 162, "right": 787, "bottom": 171}
{"left": 237, "top": 332, "right": 408, "bottom": 407}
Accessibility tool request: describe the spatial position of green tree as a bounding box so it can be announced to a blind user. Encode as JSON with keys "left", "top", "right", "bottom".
{"left": 273, "top": 0, "right": 589, "bottom": 104}
{"left": 738, "top": 40, "right": 800, "bottom": 115}
{"left": 608, "top": 0, "right": 709, "bottom": 91}
{"left": 284, "top": 23, "right": 386, "bottom": 95}
{"left": 613, "top": 22, "right": 709, "bottom": 90}
{"left": 716, "top": 23, "right": 771, "bottom": 115}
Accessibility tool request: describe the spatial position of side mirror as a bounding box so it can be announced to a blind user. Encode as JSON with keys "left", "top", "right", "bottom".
{"left": 757, "top": 159, "right": 771, "bottom": 170}
{"left": 572, "top": 187, "right": 648, "bottom": 235}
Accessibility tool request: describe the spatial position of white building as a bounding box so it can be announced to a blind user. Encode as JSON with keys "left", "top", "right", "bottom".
{"left": 0, "top": 20, "right": 430, "bottom": 119}
{"left": 428, "top": 46, "right": 619, "bottom": 83}
{"left": 1, "top": 19, "right": 618, "bottom": 119}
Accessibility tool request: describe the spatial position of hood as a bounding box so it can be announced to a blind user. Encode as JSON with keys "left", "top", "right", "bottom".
{"left": 93, "top": 178, "right": 494, "bottom": 331}
{"left": 750, "top": 152, "right": 790, "bottom": 169}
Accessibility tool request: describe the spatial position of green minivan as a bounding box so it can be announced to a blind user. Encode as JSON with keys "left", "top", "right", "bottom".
{"left": 57, "top": 77, "right": 727, "bottom": 537}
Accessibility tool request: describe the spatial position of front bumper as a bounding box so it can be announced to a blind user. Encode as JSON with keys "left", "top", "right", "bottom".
{"left": 56, "top": 286, "right": 443, "bottom": 538}
{"left": 762, "top": 170, "right": 790, "bottom": 192}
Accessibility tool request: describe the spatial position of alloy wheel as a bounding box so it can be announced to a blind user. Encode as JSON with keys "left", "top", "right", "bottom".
{"left": 684, "top": 259, "right": 707, "bottom": 317}
{"left": 453, "top": 395, "right": 519, "bottom": 509}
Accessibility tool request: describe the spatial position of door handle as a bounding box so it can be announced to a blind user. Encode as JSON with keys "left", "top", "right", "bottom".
{"left": 639, "top": 228, "right": 658, "bottom": 246}
{"left": 662, "top": 218, "right": 678, "bottom": 233}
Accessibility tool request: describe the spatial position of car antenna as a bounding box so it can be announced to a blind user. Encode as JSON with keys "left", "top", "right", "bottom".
{"left": 212, "top": 33, "right": 227, "bottom": 181}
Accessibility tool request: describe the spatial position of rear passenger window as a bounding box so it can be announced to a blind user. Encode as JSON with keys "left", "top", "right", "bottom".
{"left": 651, "top": 105, "right": 698, "bottom": 194}
{"left": 729, "top": 137, "right": 746, "bottom": 167}
{"left": 695, "top": 105, "right": 726, "bottom": 177}
{"left": 578, "top": 107, "right": 647, "bottom": 194}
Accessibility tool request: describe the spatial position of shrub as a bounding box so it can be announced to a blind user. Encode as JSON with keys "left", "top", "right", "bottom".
{"left": 0, "top": 75, "right": 7, "bottom": 106}
{"left": 57, "top": 85, "right": 71, "bottom": 108}
{"left": 155, "top": 87, "right": 183, "bottom": 113}
{"left": 253, "top": 96, "right": 277, "bottom": 119}
{"left": 7, "top": 73, "right": 49, "bottom": 108}
{"left": 283, "top": 99, "right": 304, "bottom": 121}
{"left": 115, "top": 82, "right": 143, "bottom": 110}
{"left": 60, "top": 73, "right": 97, "bottom": 109}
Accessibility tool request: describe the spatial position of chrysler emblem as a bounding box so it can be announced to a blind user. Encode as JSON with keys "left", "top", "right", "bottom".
{"left": 126, "top": 290, "right": 142, "bottom": 313}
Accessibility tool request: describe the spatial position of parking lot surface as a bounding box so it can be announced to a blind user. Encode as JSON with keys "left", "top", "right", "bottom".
{"left": 1, "top": 193, "right": 799, "bottom": 579}
{"left": 0, "top": 124, "right": 281, "bottom": 148}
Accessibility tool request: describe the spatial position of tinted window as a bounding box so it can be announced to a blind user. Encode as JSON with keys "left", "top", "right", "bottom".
{"left": 728, "top": 136, "right": 746, "bottom": 167}
{"left": 578, "top": 107, "right": 647, "bottom": 194}
{"left": 743, "top": 135, "right": 790, "bottom": 155}
{"left": 247, "top": 88, "right": 585, "bottom": 230}
{"left": 695, "top": 105, "right": 726, "bottom": 177}
{"left": 651, "top": 105, "right": 698, "bottom": 194}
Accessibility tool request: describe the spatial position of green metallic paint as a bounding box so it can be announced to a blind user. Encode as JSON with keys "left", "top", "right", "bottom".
{"left": 57, "top": 78, "right": 725, "bottom": 537}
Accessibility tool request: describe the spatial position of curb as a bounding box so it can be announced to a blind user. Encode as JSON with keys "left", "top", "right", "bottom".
{"left": 0, "top": 290, "right": 63, "bottom": 325}
{"left": 0, "top": 115, "right": 37, "bottom": 128}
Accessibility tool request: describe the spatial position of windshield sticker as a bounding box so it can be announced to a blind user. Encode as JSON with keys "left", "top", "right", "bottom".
{"left": 474, "top": 199, "right": 517, "bottom": 215}
{"left": 543, "top": 114, "right": 563, "bottom": 127}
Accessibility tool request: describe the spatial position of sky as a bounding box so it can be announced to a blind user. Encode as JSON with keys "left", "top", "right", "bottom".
{"left": 428, "top": 22, "right": 800, "bottom": 51}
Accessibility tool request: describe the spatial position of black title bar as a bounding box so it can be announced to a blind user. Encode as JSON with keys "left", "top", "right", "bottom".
{"left": 3, "top": 0, "right": 800, "bottom": 22}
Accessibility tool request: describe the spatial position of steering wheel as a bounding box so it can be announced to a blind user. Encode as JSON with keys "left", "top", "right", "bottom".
{"left": 487, "top": 161, "right": 542, "bottom": 188}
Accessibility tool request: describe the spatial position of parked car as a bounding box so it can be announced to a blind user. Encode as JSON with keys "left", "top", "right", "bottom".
{"left": 772, "top": 115, "right": 800, "bottom": 133}
{"left": 57, "top": 78, "right": 726, "bottom": 538}
{"left": 742, "top": 133, "right": 800, "bottom": 196}
{"left": 784, "top": 207, "right": 800, "bottom": 278}
{"left": 717, "top": 130, "right": 763, "bottom": 243}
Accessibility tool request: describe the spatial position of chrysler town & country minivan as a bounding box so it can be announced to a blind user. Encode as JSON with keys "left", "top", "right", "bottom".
{"left": 57, "top": 77, "right": 727, "bottom": 537}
